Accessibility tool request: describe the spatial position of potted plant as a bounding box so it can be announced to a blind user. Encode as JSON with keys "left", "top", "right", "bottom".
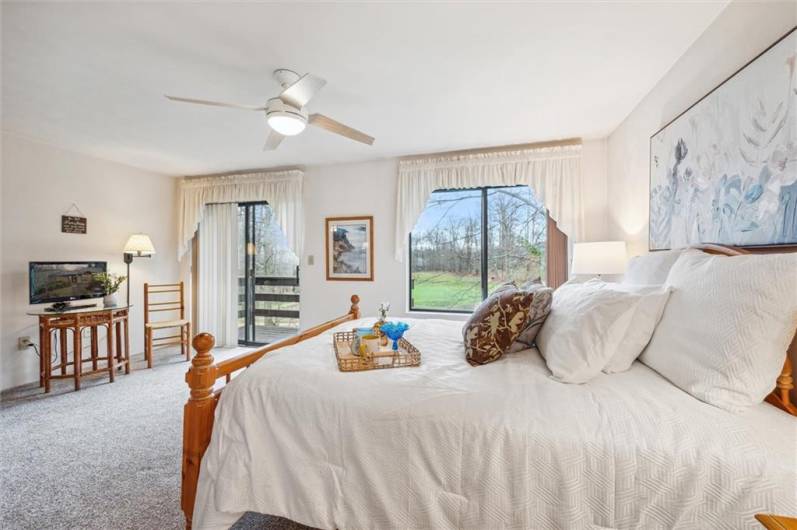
{"left": 93, "top": 272, "right": 126, "bottom": 307}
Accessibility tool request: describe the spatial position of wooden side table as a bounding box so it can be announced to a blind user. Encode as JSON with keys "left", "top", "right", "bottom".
{"left": 29, "top": 305, "right": 131, "bottom": 392}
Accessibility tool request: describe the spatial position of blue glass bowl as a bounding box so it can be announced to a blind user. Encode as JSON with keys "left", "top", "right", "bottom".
{"left": 380, "top": 321, "right": 410, "bottom": 351}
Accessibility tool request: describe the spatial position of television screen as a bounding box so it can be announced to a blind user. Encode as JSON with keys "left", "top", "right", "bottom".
{"left": 29, "top": 261, "right": 107, "bottom": 305}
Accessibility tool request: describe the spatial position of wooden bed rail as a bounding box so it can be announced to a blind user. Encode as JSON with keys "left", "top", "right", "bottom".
{"left": 181, "top": 294, "right": 361, "bottom": 529}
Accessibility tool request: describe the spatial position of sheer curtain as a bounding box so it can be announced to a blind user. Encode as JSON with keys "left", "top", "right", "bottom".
{"left": 198, "top": 203, "right": 239, "bottom": 347}
{"left": 394, "top": 143, "right": 583, "bottom": 261}
{"left": 177, "top": 170, "right": 303, "bottom": 260}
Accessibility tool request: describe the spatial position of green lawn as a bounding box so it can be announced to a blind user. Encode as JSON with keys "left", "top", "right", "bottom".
{"left": 411, "top": 272, "right": 503, "bottom": 311}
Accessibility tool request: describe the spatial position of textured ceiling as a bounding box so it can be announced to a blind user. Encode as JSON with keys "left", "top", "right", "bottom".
{"left": 1, "top": 2, "right": 727, "bottom": 176}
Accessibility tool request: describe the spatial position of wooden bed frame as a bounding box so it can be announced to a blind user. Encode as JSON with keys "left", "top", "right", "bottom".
{"left": 180, "top": 294, "right": 361, "bottom": 529}
{"left": 180, "top": 245, "right": 797, "bottom": 528}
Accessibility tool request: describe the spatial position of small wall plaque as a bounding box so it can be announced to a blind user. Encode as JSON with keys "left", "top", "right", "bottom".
{"left": 61, "top": 203, "right": 87, "bottom": 234}
{"left": 61, "top": 215, "right": 87, "bottom": 234}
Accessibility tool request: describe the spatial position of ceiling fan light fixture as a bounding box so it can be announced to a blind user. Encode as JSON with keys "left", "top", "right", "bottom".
{"left": 267, "top": 111, "right": 306, "bottom": 136}
{"left": 165, "top": 72, "right": 375, "bottom": 149}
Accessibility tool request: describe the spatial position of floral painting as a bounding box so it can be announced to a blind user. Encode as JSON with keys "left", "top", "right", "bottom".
{"left": 650, "top": 29, "right": 796, "bottom": 250}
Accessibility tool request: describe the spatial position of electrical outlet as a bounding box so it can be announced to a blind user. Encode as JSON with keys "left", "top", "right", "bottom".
{"left": 307, "top": 255, "right": 315, "bottom": 266}
{"left": 18, "top": 336, "right": 33, "bottom": 350}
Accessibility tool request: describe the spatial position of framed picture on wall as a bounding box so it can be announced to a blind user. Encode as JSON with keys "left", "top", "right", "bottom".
{"left": 649, "top": 27, "right": 797, "bottom": 251}
{"left": 325, "top": 216, "right": 374, "bottom": 281}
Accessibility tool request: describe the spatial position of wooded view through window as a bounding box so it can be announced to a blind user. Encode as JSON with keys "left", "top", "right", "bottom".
{"left": 237, "top": 202, "right": 300, "bottom": 345}
{"left": 409, "top": 185, "right": 548, "bottom": 312}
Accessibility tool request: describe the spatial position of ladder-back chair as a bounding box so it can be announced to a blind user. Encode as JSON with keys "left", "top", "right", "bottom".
{"left": 144, "top": 282, "right": 191, "bottom": 368}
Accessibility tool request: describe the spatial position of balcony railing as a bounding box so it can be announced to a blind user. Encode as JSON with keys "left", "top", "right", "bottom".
{"left": 238, "top": 274, "right": 300, "bottom": 344}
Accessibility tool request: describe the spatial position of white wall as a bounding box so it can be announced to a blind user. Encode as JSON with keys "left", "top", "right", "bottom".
{"left": 0, "top": 134, "right": 179, "bottom": 390}
{"left": 299, "top": 158, "right": 406, "bottom": 328}
{"left": 581, "top": 138, "right": 609, "bottom": 241}
{"left": 0, "top": 132, "right": 607, "bottom": 387}
{"left": 299, "top": 139, "right": 609, "bottom": 327}
{"left": 606, "top": 0, "right": 797, "bottom": 256}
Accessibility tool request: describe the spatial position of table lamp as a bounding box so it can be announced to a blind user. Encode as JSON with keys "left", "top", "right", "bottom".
{"left": 123, "top": 233, "right": 156, "bottom": 306}
{"left": 571, "top": 241, "right": 627, "bottom": 278}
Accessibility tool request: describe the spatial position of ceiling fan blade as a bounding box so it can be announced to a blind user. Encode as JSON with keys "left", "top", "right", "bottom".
{"left": 278, "top": 73, "right": 326, "bottom": 108}
{"left": 165, "top": 95, "right": 266, "bottom": 111}
{"left": 263, "top": 130, "right": 285, "bottom": 151}
{"left": 309, "top": 114, "right": 374, "bottom": 146}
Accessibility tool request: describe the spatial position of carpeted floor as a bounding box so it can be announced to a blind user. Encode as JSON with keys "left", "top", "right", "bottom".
{"left": 0, "top": 348, "right": 317, "bottom": 530}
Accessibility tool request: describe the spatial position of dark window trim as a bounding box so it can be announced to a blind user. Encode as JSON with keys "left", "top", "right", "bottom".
{"left": 242, "top": 202, "right": 255, "bottom": 343}
{"left": 408, "top": 185, "right": 561, "bottom": 313}
{"left": 480, "top": 187, "right": 489, "bottom": 300}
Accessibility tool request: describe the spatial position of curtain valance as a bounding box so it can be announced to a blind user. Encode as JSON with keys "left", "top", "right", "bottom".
{"left": 394, "top": 143, "right": 583, "bottom": 261}
{"left": 178, "top": 169, "right": 304, "bottom": 259}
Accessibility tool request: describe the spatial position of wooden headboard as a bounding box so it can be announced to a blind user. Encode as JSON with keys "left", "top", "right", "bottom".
{"left": 696, "top": 244, "right": 797, "bottom": 416}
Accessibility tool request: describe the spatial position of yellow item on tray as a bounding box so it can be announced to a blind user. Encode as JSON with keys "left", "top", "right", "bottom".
{"left": 362, "top": 334, "right": 381, "bottom": 354}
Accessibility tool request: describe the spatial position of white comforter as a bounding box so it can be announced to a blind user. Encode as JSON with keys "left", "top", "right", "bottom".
{"left": 194, "top": 318, "right": 797, "bottom": 530}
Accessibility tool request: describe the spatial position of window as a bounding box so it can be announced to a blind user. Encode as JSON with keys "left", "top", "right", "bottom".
{"left": 409, "top": 185, "right": 551, "bottom": 313}
{"left": 238, "top": 202, "right": 300, "bottom": 345}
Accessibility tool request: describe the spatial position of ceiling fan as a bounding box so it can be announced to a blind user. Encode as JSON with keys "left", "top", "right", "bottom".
{"left": 165, "top": 69, "right": 374, "bottom": 151}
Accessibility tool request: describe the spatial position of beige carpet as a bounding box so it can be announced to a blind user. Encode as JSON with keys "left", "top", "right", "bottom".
{"left": 0, "top": 348, "right": 316, "bottom": 530}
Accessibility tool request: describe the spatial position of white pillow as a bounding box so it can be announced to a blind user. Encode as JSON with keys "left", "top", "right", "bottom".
{"left": 537, "top": 280, "right": 652, "bottom": 383}
{"left": 640, "top": 249, "right": 797, "bottom": 412}
{"left": 600, "top": 283, "right": 671, "bottom": 373}
{"left": 623, "top": 249, "right": 683, "bottom": 285}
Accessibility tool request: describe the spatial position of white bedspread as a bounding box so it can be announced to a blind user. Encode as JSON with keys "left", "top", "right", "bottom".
{"left": 194, "top": 318, "right": 797, "bottom": 529}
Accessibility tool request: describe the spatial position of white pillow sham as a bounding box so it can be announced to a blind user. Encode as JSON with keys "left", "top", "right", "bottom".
{"left": 623, "top": 249, "right": 683, "bottom": 285}
{"left": 640, "top": 249, "right": 797, "bottom": 412}
{"left": 600, "top": 283, "right": 671, "bottom": 373}
{"left": 536, "top": 279, "right": 664, "bottom": 383}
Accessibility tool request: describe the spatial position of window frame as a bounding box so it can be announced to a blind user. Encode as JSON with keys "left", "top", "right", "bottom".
{"left": 237, "top": 201, "right": 300, "bottom": 346}
{"left": 407, "top": 185, "right": 566, "bottom": 314}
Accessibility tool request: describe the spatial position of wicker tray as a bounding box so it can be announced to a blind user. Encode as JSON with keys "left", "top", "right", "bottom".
{"left": 333, "top": 331, "right": 421, "bottom": 372}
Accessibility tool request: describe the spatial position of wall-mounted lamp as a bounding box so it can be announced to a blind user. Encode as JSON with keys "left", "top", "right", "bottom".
{"left": 123, "top": 233, "right": 156, "bottom": 306}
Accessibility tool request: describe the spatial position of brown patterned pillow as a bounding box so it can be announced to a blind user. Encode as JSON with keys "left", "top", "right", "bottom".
{"left": 463, "top": 287, "right": 534, "bottom": 366}
{"left": 512, "top": 281, "right": 553, "bottom": 350}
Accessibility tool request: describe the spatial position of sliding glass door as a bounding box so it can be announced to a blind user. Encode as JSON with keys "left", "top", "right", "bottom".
{"left": 238, "top": 202, "right": 300, "bottom": 345}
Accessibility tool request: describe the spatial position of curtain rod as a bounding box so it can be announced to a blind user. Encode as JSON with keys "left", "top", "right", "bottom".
{"left": 183, "top": 165, "right": 304, "bottom": 179}
{"left": 399, "top": 137, "right": 582, "bottom": 161}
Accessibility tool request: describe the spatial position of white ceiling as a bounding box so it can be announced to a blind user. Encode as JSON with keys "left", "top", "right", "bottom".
{"left": 2, "top": 2, "right": 726, "bottom": 176}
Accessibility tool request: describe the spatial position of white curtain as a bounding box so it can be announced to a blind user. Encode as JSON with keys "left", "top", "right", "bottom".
{"left": 394, "top": 144, "right": 584, "bottom": 261}
{"left": 178, "top": 170, "right": 303, "bottom": 260}
{"left": 198, "top": 203, "right": 239, "bottom": 348}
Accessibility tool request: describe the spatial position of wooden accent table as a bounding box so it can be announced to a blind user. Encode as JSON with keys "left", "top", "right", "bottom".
{"left": 28, "top": 305, "right": 131, "bottom": 392}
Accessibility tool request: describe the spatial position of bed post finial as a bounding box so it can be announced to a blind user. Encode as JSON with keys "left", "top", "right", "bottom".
{"left": 181, "top": 333, "right": 217, "bottom": 529}
{"left": 191, "top": 333, "right": 215, "bottom": 362}
{"left": 350, "top": 294, "right": 360, "bottom": 319}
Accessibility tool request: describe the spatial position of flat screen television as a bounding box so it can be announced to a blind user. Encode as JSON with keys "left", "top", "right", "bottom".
{"left": 29, "top": 261, "right": 107, "bottom": 305}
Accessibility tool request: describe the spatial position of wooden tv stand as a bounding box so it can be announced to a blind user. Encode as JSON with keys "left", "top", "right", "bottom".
{"left": 28, "top": 305, "right": 131, "bottom": 392}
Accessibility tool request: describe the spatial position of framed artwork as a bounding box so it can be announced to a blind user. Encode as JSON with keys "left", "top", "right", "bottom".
{"left": 325, "top": 216, "right": 374, "bottom": 281}
{"left": 649, "top": 27, "right": 796, "bottom": 251}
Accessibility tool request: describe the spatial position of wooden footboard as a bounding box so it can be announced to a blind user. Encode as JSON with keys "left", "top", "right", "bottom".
{"left": 180, "top": 294, "right": 361, "bottom": 529}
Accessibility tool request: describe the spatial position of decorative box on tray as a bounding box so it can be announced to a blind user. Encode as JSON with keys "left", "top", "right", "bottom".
{"left": 333, "top": 330, "right": 421, "bottom": 372}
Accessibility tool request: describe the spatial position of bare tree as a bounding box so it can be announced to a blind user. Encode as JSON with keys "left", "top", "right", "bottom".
{"left": 411, "top": 186, "right": 547, "bottom": 310}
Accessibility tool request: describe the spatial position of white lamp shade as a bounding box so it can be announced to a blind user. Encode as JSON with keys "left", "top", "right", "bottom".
{"left": 571, "top": 241, "right": 627, "bottom": 275}
{"left": 124, "top": 234, "right": 156, "bottom": 255}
